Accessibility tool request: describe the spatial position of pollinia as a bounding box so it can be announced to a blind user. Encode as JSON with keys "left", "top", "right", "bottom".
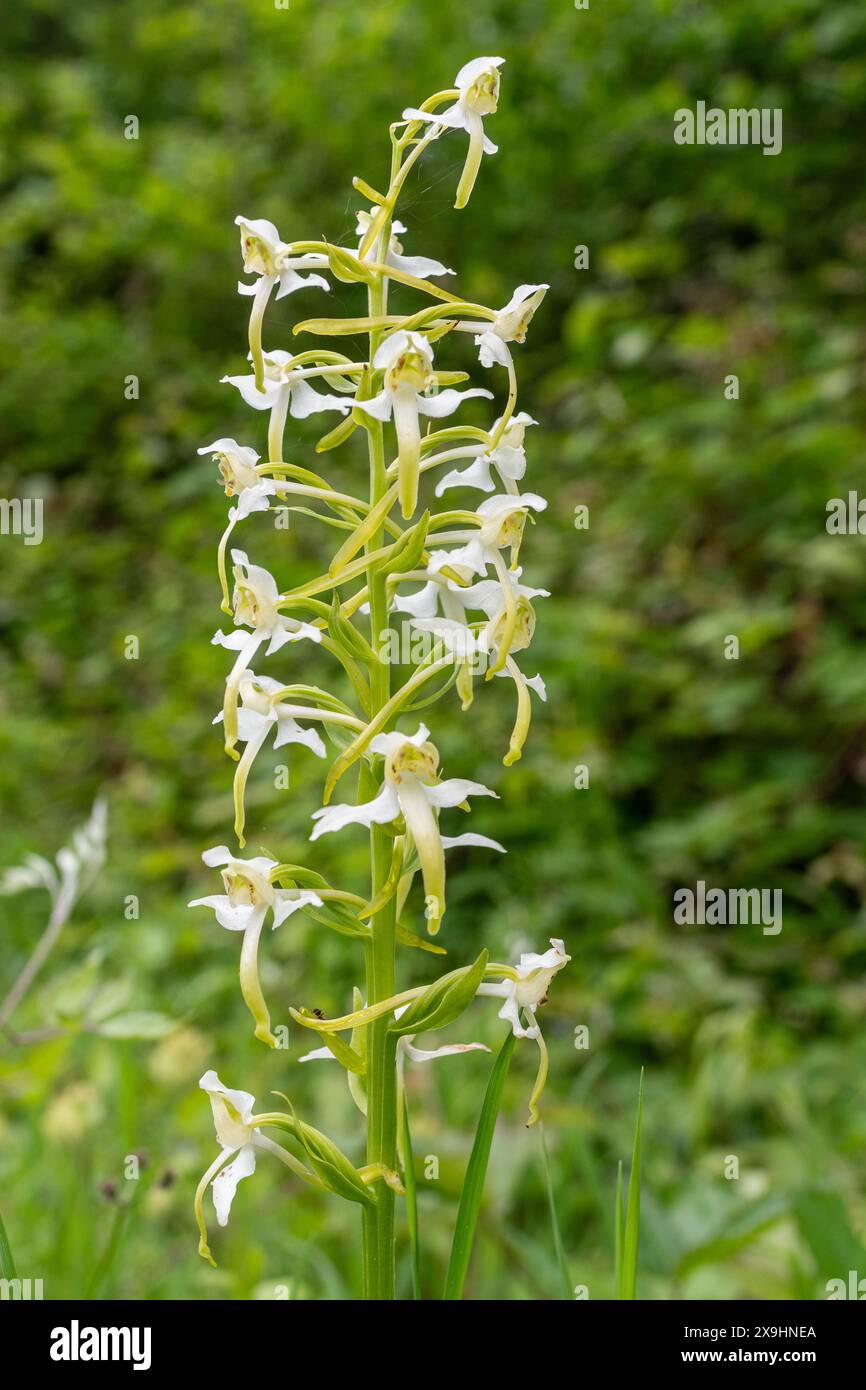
{"left": 190, "top": 56, "right": 570, "bottom": 1299}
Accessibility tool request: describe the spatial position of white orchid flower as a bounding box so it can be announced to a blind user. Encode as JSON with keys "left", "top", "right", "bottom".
{"left": 474, "top": 284, "right": 548, "bottom": 368}
{"left": 212, "top": 549, "right": 322, "bottom": 758}
{"left": 353, "top": 330, "right": 492, "bottom": 520}
{"left": 211, "top": 671, "right": 327, "bottom": 847}
{"left": 189, "top": 847, "right": 322, "bottom": 1047}
{"left": 235, "top": 216, "right": 330, "bottom": 390}
{"left": 310, "top": 724, "right": 500, "bottom": 935}
{"left": 435, "top": 413, "right": 537, "bottom": 496}
{"left": 403, "top": 57, "right": 505, "bottom": 209}
{"left": 198, "top": 439, "right": 289, "bottom": 616}
{"left": 195, "top": 1070, "right": 322, "bottom": 1266}
{"left": 477, "top": 938, "right": 571, "bottom": 1125}
{"left": 222, "top": 348, "right": 351, "bottom": 464}
{"left": 401, "top": 571, "right": 548, "bottom": 753}
{"left": 428, "top": 492, "right": 547, "bottom": 584}
{"left": 352, "top": 210, "right": 454, "bottom": 280}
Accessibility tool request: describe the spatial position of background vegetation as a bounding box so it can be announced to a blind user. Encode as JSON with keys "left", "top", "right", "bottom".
{"left": 1, "top": 0, "right": 865, "bottom": 1299}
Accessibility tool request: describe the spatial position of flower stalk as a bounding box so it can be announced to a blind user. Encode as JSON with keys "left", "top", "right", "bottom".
{"left": 191, "top": 58, "right": 568, "bottom": 1300}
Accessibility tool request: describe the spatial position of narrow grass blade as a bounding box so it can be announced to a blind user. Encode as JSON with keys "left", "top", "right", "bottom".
{"left": 539, "top": 1124, "right": 573, "bottom": 1299}
{"left": 621, "top": 1068, "right": 644, "bottom": 1300}
{"left": 403, "top": 1100, "right": 421, "bottom": 1300}
{"left": 614, "top": 1159, "right": 624, "bottom": 1297}
{"left": 443, "top": 1031, "right": 516, "bottom": 1300}
{"left": 0, "top": 1209, "right": 16, "bottom": 1280}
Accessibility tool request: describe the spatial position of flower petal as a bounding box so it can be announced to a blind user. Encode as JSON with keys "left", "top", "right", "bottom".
{"left": 310, "top": 785, "right": 400, "bottom": 840}
{"left": 212, "top": 1143, "right": 257, "bottom": 1226}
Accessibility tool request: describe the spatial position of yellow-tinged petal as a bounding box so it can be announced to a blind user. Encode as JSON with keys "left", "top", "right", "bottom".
{"left": 526, "top": 1024, "right": 549, "bottom": 1128}
{"left": 398, "top": 779, "right": 445, "bottom": 935}
{"left": 194, "top": 1149, "right": 231, "bottom": 1266}
{"left": 239, "top": 917, "right": 277, "bottom": 1047}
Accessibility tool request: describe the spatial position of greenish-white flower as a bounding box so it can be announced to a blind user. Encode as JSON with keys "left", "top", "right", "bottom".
{"left": 310, "top": 724, "right": 501, "bottom": 935}
{"left": 195, "top": 1070, "right": 318, "bottom": 1266}
{"left": 212, "top": 549, "right": 322, "bottom": 757}
{"left": 435, "top": 413, "right": 537, "bottom": 496}
{"left": 402, "top": 57, "right": 505, "bottom": 209}
{"left": 189, "top": 847, "right": 322, "bottom": 1046}
{"left": 354, "top": 330, "right": 492, "bottom": 519}
{"left": 478, "top": 938, "right": 571, "bottom": 1124}
{"left": 474, "top": 284, "right": 548, "bottom": 368}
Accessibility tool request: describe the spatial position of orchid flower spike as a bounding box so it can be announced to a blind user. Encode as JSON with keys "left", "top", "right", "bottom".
{"left": 222, "top": 348, "right": 351, "bottom": 465}
{"left": 212, "top": 549, "right": 322, "bottom": 758}
{"left": 309, "top": 724, "right": 501, "bottom": 935}
{"left": 403, "top": 57, "right": 505, "bottom": 209}
{"left": 353, "top": 210, "right": 455, "bottom": 280}
{"left": 478, "top": 938, "right": 571, "bottom": 1125}
{"left": 474, "top": 285, "right": 548, "bottom": 368}
{"left": 195, "top": 1071, "right": 321, "bottom": 1266}
{"left": 212, "top": 672, "right": 327, "bottom": 847}
{"left": 235, "top": 217, "right": 329, "bottom": 390}
{"left": 354, "top": 330, "right": 492, "bottom": 519}
{"left": 435, "top": 413, "right": 538, "bottom": 496}
{"left": 189, "top": 848, "right": 322, "bottom": 1047}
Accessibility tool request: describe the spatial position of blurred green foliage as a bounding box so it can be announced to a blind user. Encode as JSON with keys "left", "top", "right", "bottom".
{"left": 1, "top": 0, "right": 865, "bottom": 1300}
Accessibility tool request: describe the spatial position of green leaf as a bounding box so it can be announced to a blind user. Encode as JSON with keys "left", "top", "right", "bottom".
{"left": 540, "top": 1124, "right": 573, "bottom": 1300}
{"left": 316, "top": 414, "right": 358, "bottom": 453}
{"left": 96, "top": 1011, "right": 175, "bottom": 1039}
{"left": 443, "top": 1030, "right": 516, "bottom": 1300}
{"left": 0, "top": 1209, "right": 17, "bottom": 1280}
{"left": 396, "top": 923, "right": 447, "bottom": 955}
{"left": 329, "top": 593, "right": 377, "bottom": 664}
{"left": 614, "top": 1159, "right": 624, "bottom": 1297}
{"left": 620, "top": 1068, "right": 644, "bottom": 1300}
{"left": 294, "top": 1118, "right": 375, "bottom": 1207}
{"left": 375, "top": 510, "right": 430, "bottom": 578}
{"left": 792, "top": 1188, "right": 866, "bottom": 1283}
{"left": 389, "top": 949, "right": 487, "bottom": 1037}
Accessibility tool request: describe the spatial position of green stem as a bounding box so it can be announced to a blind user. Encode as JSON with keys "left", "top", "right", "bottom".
{"left": 361, "top": 139, "right": 401, "bottom": 1300}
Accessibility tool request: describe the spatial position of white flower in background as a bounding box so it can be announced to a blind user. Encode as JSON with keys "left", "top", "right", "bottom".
{"left": 310, "top": 725, "right": 500, "bottom": 935}
{"left": 435, "top": 413, "right": 537, "bottom": 496}
{"left": 197, "top": 438, "right": 281, "bottom": 522}
{"left": 403, "top": 57, "right": 505, "bottom": 209}
{"left": 428, "top": 492, "right": 547, "bottom": 582}
{"left": 212, "top": 671, "right": 327, "bottom": 846}
{"left": 235, "top": 216, "right": 330, "bottom": 389}
{"left": 474, "top": 284, "right": 548, "bottom": 368}
{"left": 195, "top": 1070, "right": 319, "bottom": 1266}
{"left": 352, "top": 211, "right": 454, "bottom": 280}
{"left": 354, "top": 330, "right": 492, "bottom": 520}
{"left": 0, "top": 797, "right": 107, "bottom": 910}
{"left": 212, "top": 549, "right": 322, "bottom": 757}
{"left": 189, "top": 848, "right": 322, "bottom": 1047}
{"left": 477, "top": 938, "right": 571, "bottom": 1125}
{"left": 222, "top": 349, "right": 351, "bottom": 464}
